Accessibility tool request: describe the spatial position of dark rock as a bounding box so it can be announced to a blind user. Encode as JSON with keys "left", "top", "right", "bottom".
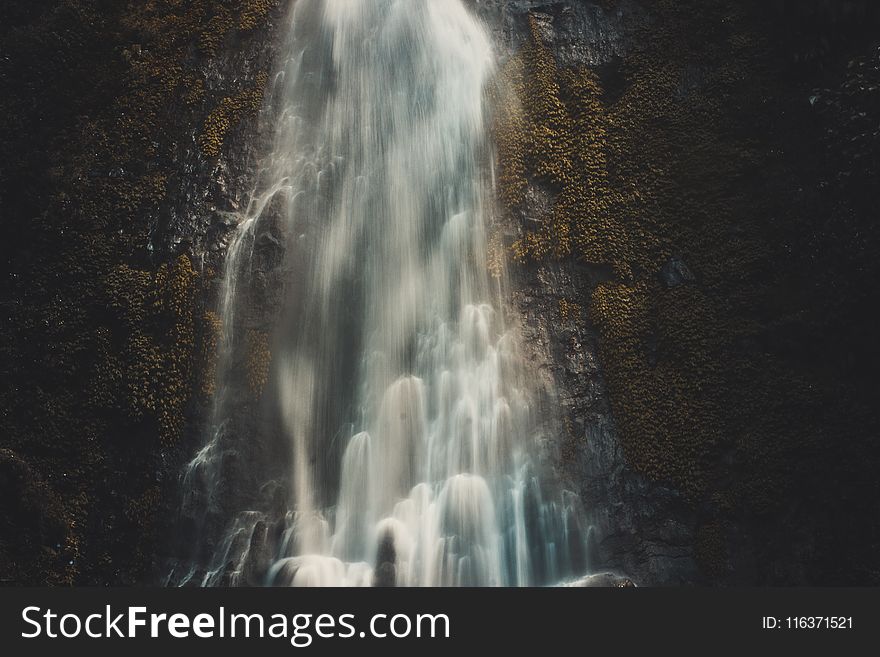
{"left": 241, "top": 520, "right": 270, "bottom": 586}
{"left": 511, "top": 258, "right": 698, "bottom": 585}
{"left": 659, "top": 256, "right": 696, "bottom": 288}
{"left": 473, "top": 0, "right": 646, "bottom": 65}
{"left": 0, "top": 449, "right": 70, "bottom": 584}
{"left": 180, "top": 570, "right": 207, "bottom": 588}
{"left": 213, "top": 210, "right": 240, "bottom": 229}
{"left": 373, "top": 530, "right": 397, "bottom": 587}
{"left": 373, "top": 562, "right": 396, "bottom": 588}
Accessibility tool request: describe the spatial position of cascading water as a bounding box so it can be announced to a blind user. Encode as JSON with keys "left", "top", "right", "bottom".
{"left": 175, "top": 0, "right": 591, "bottom": 587}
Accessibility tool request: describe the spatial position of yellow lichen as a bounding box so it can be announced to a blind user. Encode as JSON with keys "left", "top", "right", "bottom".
{"left": 239, "top": 0, "right": 273, "bottom": 31}
{"left": 104, "top": 255, "right": 196, "bottom": 446}
{"left": 487, "top": 230, "right": 506, "bottom": 280}
{"left": 245, "top": 329, "right": 271, "bottom": 397}
{"left": 200, "top": 71, "right": 269, "bottom": 157}
{"left": 199, "top": 310, "right": 223, "bottom": 398}
{"left": 558, "top": 298, "right": 581, "bottom": 321}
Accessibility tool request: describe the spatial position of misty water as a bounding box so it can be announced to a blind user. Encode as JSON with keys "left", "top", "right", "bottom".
{"left": 178, "top": 0, "right": 590, "bottom": 587}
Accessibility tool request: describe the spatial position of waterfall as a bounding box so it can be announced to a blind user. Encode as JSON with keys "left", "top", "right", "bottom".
{"left": 176, "top": 0, "right": 590, "bottom": 587}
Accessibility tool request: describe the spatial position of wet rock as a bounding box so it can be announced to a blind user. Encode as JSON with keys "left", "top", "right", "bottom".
{"left": 565, "top": 572, "right": 636, "bottom": 587}
{"left": 373, "top": 531, "right": 397, "bottom": 587}
{"left": 474, "top": 0, "right": 646, "bottom": 65}
{"left": 659, "top": 256, "right": 696, "bottom": 287}
{"left": 213, "top": 209, "right": 240, "bottom": 229}
{"left": 268, "top": 559, "right": 299, "bottom": 587}
{"left": 511, "top": 256, "right": 699, "bottom": 585}
{"left": 373, "top": 563, "right": 396, "bottom": 588}
{"left": 180, "top": 569, "right": 207, "bottom": 588}
{"left": 241, "top": 520, "right": 270, "bottom": 586}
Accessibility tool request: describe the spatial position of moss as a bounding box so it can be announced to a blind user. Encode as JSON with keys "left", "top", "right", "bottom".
{"left": 239, "top": 0, "right": 273, "bottom": 31}
{"left": 0, "top": 0, "right": 278, "bottom": 585}
{"left": 200, "top": 71, "right": 269, "bottom": 158}
{"left": 497, "top": 16, "right": 648, "bottom": 276}
{"left": 487, "top": 229, "right": 506, "bottom": 280}
{"left": 199, "top": 6, "right": 236, "bottom": 57}
{"left": 245, "top": 329, "right": 271, "bottom": 398}
{"left": 183, "top": 75, "right": 206, "bottom": 106}
{"left": 558, "top": 298, "right": 581, "bottom": 321}
{"left": 497, "top": 5, "right": 721, "bottom": 500}
{"left": 102, "top": 255, "right": 196, "bottom": 446}
{"left": 499, "top": 1, "right": 880, "bottom": 583}
{"left": 198, "top": 310, "right": 223, "bottom": 399}
{"left": 491, "top": 56, "right": 528, "bottom": 211}
{"left": 124, "top": 486, "right": 161, "bottom": 527}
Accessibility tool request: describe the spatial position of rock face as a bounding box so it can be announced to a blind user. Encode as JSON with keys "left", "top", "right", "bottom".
{"left": 659, "top": 256, "right": 696, "bottom": 288}
{"left": 477, "top": 0, "right": 698, "bottom": 585}
{"left": 0, "top": 450, "right": 70, "bottom": 585}
{"left": 480, "top": 0, "right": 880, "bottom": 588}
{"left": 0, "top": 0, "right": 295, "bottom": 586}
{"left": 128, "top": 4, "right": 293, "bottom": 584}
{"left": 509, "top": 261, "right": 698, "bottom": 585}
{"left": 159, "top": 36, "right": 278, "bottom": 274}
{"left": 473, "top": 0, "right": 643, "bottom": 66}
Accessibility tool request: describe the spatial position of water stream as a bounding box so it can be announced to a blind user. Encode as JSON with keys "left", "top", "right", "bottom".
{"left": 177, "top": 0, "right": 590, "bottom": 587}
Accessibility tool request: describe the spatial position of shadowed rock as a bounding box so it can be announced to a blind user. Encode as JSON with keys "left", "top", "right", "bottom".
{"left": 373, "top": 530, "right": 397, "bottom": 588}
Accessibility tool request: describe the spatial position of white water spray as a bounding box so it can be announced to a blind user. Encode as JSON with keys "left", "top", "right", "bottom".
{"left": 179, "top": 0, "right": 590, "bottom": 587}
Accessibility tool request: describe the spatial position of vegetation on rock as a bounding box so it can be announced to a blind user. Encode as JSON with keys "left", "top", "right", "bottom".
{"left": 498, "top": 0, "right": 880, "bottom": 584}
{"left": 0, "top": 0, "right": 280, "bottom": 585}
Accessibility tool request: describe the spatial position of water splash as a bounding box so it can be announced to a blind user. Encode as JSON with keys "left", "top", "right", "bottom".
{"left": 176, "top": 0, "right": 591, "bottom": 587}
